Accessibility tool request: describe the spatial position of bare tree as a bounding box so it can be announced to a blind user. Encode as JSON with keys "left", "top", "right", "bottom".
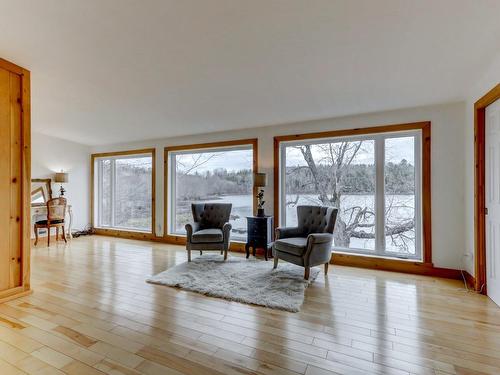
{"left": 177, "top": 153, "right": 221, "bottom": 175}
{"left": 288, "top": 142, "right": 414, "bottom": 250}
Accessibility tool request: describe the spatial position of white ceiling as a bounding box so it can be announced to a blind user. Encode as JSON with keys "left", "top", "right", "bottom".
{"left": 1, "top": 0, "right": 499, "bottom": 146}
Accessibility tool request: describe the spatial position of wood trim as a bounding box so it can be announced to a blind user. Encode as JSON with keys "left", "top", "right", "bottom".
{"left": 421, "top": 123, "right": 432, "bottom": 263}
{"left": 163, "top": 138, "right": 258, "bottom": 238}
{"left": 94, "top": 228, "right": 155, "bottom": 241}
{"left": 331, "top": 253, "right": 458, "bottom": 279}
{"left": 273, "top": 121, "right": 432, "bottom": 271}
{"left": 273, "top": 136, "right": 280, "bottom": 233}
{"left": 0, "top": 58, "right": 25, "bottom": 75}
{"left": 94, "top": 232, "right": 247, "bottom": 253}
{"left": 0, "top": 287, "right": 32, "bottom": 304}
{"left": 164, "top": 138, "right": 259, "bottom": 153}
{"left": 0, "top": 60, "right": 30, "bottom": 299}
{"left": 90, "top": 148, "right": 156, "bottom": 234}
{"left": 21, "top": 68, "right": 31, "bottom": 292}
{"left": 91, "top": 232, "right": 465, "bottom": 281}
{"left": 90, "top": 152, "right": 94, "bottom": 230}
{"left": 474, "top": 83, "right": 500, "bottom": 294}
{"left": 91, "top": 148, "right": 156, "bottom": 159}
{"left": 151, "top": 149, "right": 156, "bottom": 235}
{"left": 158, "top": 234, "right": 246, "bottom": 252}
{"left": 274, "top": 121, "right": 431, "bottom": 143}
{"left": 463, "top": 270, "right": 476, "bottom": 290}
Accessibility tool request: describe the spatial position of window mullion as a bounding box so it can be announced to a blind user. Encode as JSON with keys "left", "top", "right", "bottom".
{"left": 280, "top": 144, "right": 287, "bottom": 227}
{"left": 414, "top": 134, "right": 423, "bottom": 260}
{"left": 97, "top": 161, "right": 102, "bottom": 227}
{"left": 111, "top": 159, "right": 116, "bottom": 228}
{"left": 375, "top": 136, "right": 386, "bottom": 254}
{"left": 170, "top": 154, "right": 176, "bottom": 235}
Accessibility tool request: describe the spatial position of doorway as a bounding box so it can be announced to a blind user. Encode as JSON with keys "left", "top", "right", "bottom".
{"left": 474, "top": 84, "right": 500, "bottom": 297}
{"left": 485, "top": 98, "right": 500, "bottom": 305}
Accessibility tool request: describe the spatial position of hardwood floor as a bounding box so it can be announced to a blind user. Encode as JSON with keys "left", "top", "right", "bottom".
{"left": 0, "top": 236, "right": 499, "bottom": 375}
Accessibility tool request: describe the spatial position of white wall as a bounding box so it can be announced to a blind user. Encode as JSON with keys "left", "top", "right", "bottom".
{"left": 463, "top": 52, "right": 500, "bottom": 276}
{"left": 32, "top": 132, "right": 91, "bottom": 232}
{"left": 92, "top": 102, "right": 466, "bottom": 270}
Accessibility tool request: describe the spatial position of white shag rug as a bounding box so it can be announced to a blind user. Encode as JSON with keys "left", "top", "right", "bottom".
{"left": 146, "top": 254, "right": 319, "bottom": 312}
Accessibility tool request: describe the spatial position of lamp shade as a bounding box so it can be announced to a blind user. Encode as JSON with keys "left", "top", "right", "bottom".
{"left": 254, "top": 172, "right": 267, "bottom": 187}
{"left": 54, "top": 172, "right": 68, "bottom": 183}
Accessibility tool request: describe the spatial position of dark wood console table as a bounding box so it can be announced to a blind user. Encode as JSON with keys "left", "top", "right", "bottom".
{"left": 245, "top": 216, "right": 274, "bottom": 261}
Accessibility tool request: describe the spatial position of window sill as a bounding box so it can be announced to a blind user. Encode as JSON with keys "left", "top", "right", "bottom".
{"left": 329, "top": 252, "right": 462, "bottom": 278}
{"left": 96, "top": 227, "right": 152, "bottom": 234}
{"left": 332, "top": 249, "right": 423, "bottom": 263}
{"left": 163, "top": 234, "right": 247, "bottom": 251}
{"left": 94, "top": 227, "right": 154, "bottom": 240}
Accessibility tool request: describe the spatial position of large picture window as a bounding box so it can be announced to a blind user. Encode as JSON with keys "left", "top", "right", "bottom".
{"left": 166, "top": 140, "right": 256, "bottom": 242}
{"left": 92, "top": 150, "right": 155, "bottom": 233}
{"left": 277, "top": 124, "right": 428, "bottom": 261}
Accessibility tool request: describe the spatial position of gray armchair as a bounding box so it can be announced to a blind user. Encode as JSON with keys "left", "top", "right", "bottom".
{"left": 185, "top": 203, "right": 232, "bottom": 262}
{"left": 273, "top": 205, "right": 338, "bottom": 280}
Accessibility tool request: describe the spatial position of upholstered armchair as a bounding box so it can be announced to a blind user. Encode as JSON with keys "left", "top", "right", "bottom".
{"left": 185, "top": 203, "right": 232, "bottom": 261}
{"left": 273, "top": 206, "right": 338, "bottom": 280}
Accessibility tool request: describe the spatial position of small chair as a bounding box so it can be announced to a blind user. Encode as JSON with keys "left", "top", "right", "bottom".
{"left": 273, "top": 205, "right": 338, "bottom": 280}
{"left": 34, "top": 197, "right": 67, "bottom": 247}
{"left": 185, "top": 203, "right": 232, "bottom": 262}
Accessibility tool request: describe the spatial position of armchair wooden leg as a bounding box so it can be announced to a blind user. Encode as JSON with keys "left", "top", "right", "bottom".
{"left": 200, "top": 251, "right": 203, "bottom": 255}
{"left": 187, "top": 249, "right": 191, "bottom": 262}
{"left": 62, "top": 226, "right": 67, "bottom": 243}
{"left": 47, "top": 228, "right": 50, "bottom": 247}
{"left": 324, "top": 262, "right": 329, "bottom": 275}
{"left": 34, "top": 226, "right": 38, "bottom": 246}
{"left": 273, "top": 256, "right": 279, "bottom": 269}
{"left": 304, "top": 267, "right": 310, "bottom": 280}
{"left": 56, "top": 227, "right": 59, "bottom": 241}
{"left": 223, "top": 250, "right": 228, "bottom": 261}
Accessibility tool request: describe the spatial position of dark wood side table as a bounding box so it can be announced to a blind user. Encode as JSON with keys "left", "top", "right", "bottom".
{"left": 245, "top": 216, "right": 274, "bottom": 261}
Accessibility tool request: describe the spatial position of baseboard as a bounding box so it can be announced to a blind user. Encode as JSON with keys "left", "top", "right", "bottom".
{"left": 462, "top": 270, "right": 476, "bottom": 290}
{"left": 93, "top": 228, "right": 155, "bottom": 241}
{"left": 93, "top": 232, "right": 465, "bottom": 281}
{"left": 330, "top": 252, "right": 463, "bottom": 279}
{"left": 0, "top": 287, "right": 32, "bottom": 304}
{"left": 158, "top": 235, "right": 248, "bottom": 253}
{"left": 96, "top": 232, "right": 250, "bottom": 254}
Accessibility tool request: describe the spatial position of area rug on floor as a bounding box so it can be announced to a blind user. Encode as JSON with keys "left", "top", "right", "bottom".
{"left": 146, "top": 254, "right": 320, "bottom": 312}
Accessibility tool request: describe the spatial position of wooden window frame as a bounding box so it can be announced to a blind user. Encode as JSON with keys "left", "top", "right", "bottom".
{"left": 164, "top": 139, "right": 258, "bottom": 245}
{"left": 90, "top": 148, "right": 156, "bottom": 239}
{"left": 474, "top": 84, "right": 500, "bottom": 294}
{"left": 274, "top": 121, "right": 433, "bottom": 273}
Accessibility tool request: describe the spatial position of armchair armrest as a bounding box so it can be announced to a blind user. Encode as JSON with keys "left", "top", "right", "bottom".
{"left": 222, "top": 222, "right": 232, "bottom": 249}
{"left": 307, "top": 233, "right": 333, "bottom": 245}
{"left": 222, "top": 222, "right": 232, "bottom": 236}
{"left": 275, "top": 226, "right": 302, "bottom": 240}
{"left": 304, "top": 232, "right": 334, "bottom": 266}
{"left": 185, "top": 222, "right": 200, "bottom": 241}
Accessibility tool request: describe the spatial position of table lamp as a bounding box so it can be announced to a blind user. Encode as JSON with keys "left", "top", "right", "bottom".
{"left": 254, "top": 172, "right": 267, "bottom": 217}
{"left": 54, "top": 171, "right": 69, "bottom": 197}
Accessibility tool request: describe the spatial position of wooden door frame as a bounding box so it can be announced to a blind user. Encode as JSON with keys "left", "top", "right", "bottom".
{"left": 0, "top": 58, "right": 31, "bottom": 300}
{"left": 475, "top": 84, "right": 500, "bottom": 293}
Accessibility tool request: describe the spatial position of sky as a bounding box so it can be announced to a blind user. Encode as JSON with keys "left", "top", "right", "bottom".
{"left": 173, "top": 136, "right": 415, "bottom": 174}
{"left": 285, "top": 136, "right": 415, "bottom": 166}
{"left": 175, "top": 149, "right": 253, "bottom": 173}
